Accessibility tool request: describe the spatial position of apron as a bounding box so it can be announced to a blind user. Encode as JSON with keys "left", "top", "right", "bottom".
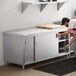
{"left": 71, "top": 40, "right": 76, "bottom": 53}
{"left": 70, "top": 30, "right": 76, "bottom": 53}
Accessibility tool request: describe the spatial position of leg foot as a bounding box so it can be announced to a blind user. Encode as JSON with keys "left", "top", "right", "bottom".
{"left": 22, "top": 65, "right": 25, "bottom": 69}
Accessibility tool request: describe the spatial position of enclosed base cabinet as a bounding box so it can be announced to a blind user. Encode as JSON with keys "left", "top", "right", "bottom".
{"left": 4, "top": 34, "right": 34, "bottom": 69}
{"left": 35, "top": 32, "right": 58, "bottom": 61}
{"left": 4, "top": 27, "right": 69, "bottom": 69}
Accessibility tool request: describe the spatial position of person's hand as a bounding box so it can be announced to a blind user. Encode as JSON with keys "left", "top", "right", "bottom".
{"left": 65, "top": 44, "right": 70, "bottom": 49}
{"left": 56, "top": 33, "right": 61, "bottom": 37}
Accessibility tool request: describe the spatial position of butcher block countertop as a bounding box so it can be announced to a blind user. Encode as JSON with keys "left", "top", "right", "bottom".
{"left": 36, "top": 24, "right": 66, "bottom": 29}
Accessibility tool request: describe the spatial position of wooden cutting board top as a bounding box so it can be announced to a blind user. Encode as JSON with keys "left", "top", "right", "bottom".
{"left": 36, "top": 24, "right": 66, "bottom": 29}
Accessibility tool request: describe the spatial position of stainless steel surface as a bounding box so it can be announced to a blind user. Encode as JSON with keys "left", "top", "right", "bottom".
{"left": 4, "top": 27, "right": 69, "bottom": 69}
